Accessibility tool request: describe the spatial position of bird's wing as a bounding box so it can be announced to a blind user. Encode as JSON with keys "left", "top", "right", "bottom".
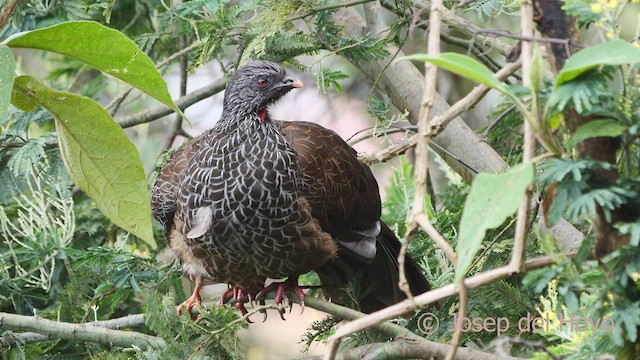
{"left": 276, "top": 120, "right": 382, "bottom": 260}
{"left": 150, "top": 138, "right": 200, "bottom": 231}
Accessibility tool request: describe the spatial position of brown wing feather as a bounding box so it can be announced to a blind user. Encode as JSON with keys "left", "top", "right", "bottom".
{"left": 276, "top": 120, "right": 381, "bottom": 239}
{"left": 277, "top": 120, "right": 431, "bottom": 313}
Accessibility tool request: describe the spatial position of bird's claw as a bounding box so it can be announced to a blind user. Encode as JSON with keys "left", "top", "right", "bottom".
{"left": 177, "top": 290, "right": 202, "bottom": 320}
{"left": 255, "top": 277, "right": 305, "bottom": 319}
{"left": 220, "top": 286, "right": 255, "bottom": 322}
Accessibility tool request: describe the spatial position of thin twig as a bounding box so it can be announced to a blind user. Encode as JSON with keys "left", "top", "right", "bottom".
{"left": 288, "top": 0, "right": 376, "bottom": 22}
{"left": 106, "top": 41, "right": 201, "bottom": 115}
{"left": 406, "top": 16, "right": 441, "bottom": 300}
{"left": 358, "top": 60, "right": 521, "bottom": 165}
{"left": 474, "top": 29, "right": 570, "bottom": 44}
{"left": 116, "top": 78, "right": 227, "bottom": 128}
{"left": 0, "top": 0, "right": 20, "bottom": 32}
{"left": 509, "top": 0, "right": 536, "bottom": 274}
{"left": 328, "top": 252, "right": 577, "bottom": 342}
{"left": 163, "top": 35, "right": 190, "bottom": 150}
{"left": 481, "top": 105, "right": 517, "bottom": 139}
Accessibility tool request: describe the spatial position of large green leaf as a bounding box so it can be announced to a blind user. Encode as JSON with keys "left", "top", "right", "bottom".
{"left": 555, "top": 40, "right": 640, "bottom": 87}
{"left": 11, "top": 76, "right": 156, "bottom": 249}
{"left": 566, "top": 119, "right": 628, "bottom": 148}
{"left": 5, "top": 21, "right": 183, "bottom": 119}
{"left": 398, "top": 52, "right": 509, "bottom": 93}
{"left": 455, "top": 162, "right": 534, "bottom": 283}
{"left": 0, "top": 45, "right": 15, "bottom": 120}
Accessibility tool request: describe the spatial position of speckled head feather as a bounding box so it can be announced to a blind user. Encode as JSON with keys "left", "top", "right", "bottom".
{"left": 222, "top": 61, "right": 303, "bottom": 121}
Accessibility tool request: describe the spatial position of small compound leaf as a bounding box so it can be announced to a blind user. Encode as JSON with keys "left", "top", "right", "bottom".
{"left": 0, "top": 45, "right": 15, "bottom": 120}
{"left": 455, "top": 162, "right": 534, "bottom": 282}
{"left": 12, "top": 76, "right": 156, "bottom": 249}
{"left": 566, "top": 119, "right": 628, "bottom": 148}
{"left": 5, "top": 21, "right": 184, "bottom": 120}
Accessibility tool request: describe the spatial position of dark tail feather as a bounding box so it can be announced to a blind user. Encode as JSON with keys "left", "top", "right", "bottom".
{"left": 316, "top": 221, "right": 431, "bottom": 313}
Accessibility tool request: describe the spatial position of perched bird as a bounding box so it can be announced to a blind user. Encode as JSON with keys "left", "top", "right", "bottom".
{"left": 151, "top": 60, "right": 430, "bottom": 319}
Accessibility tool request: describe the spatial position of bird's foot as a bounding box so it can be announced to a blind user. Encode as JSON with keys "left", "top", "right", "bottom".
{"left": 177, "top": 283, "right": 202, "bottom": 320}
{"left": 256, "top": 277, "right": 304, "bottom": 320}
{"left": 219, "top": 286, "right": 257, "bottom": 322}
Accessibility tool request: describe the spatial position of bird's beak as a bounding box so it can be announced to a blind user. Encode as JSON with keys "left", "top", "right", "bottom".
{"left": 283, "top": 78, "right": 304, "bottom": 89}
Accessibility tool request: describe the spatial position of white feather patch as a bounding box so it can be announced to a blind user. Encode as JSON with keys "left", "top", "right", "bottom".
{"left": 186, "top": 206, "right": 213, "bottom": 239}
{"left": 339, "top": 236, "right": 377, "bottom": 259}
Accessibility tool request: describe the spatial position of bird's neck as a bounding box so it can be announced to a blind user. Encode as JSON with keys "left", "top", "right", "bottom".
{"left": 217, "top": 108, "right": 274, "bottom": 134}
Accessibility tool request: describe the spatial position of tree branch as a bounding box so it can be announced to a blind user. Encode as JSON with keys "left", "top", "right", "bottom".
{"left": 0, "top": 312, "right": 164, "bottom": 350}
{"left": 328, "top": 252, "right": 576, "bottom": 344}
{"left": 509, "top": 0, "right": 536, "bottom": 273}
{"left": 303, "top": 339, "right": 523, "bottom": 360}
{"left": 357, "top": 59, "right": 521, "bottom": 166}
{"left": 0, "top": 314, "right": 146, "bottom": 347}
{"left": 116, "top": 78, "right": 227, "bottom": 128}
{"left": 304, "top": 297, "right": 521, "bottom": 360}
{"left": 0, "top": 0, "right": 20, "bottom": 32}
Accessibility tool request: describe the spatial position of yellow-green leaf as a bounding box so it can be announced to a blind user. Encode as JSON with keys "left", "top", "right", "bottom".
{"left": 397, "top": 52, "right": 510, "bottom": 93}
{"left": 566, "top": 119, "right": 628, "bottom": 148}
{"left": 555, "top": 40, "right": 640, "bottom": 88}
{"left": 455, "top": 162, "right": 534, "bottom": 283}
{"left": 12, "top": 76, "right": 156, "bottom": 249}
{"left": 5, "top": 21, "right": 184, "bottom": 120}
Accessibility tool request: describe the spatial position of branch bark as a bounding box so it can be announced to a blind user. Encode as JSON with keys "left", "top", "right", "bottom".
{"left": 116, "top": 78, "right": 228, "bottom": 128}
{"left": 305, "top": 339, "right": 523, "bottom": 360}
{"left": 328, "top": 252, "right": 576, "bottom": 343}
{"left": 0, "top": 312, "right": 164, "bottom": 350}
{"left": 331, "top": 6, "right": 583, "bottom": 253}
{"left": 0, "top": 0, "right": 20, "bottom": 32}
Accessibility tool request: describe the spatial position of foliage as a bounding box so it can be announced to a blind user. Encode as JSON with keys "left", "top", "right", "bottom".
{"left": 464, "top": 0, "right": 520, "bottom": 21}
{"left": 1, "top": 0, "right": 640, "bottom": 358}
{"left": 455, "top": 162, "right": 534, "bottom": 282}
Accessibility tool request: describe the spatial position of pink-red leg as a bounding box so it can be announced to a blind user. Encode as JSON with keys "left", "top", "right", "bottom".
{"left": 219, "top": 286, "right": 256, "bottom": 322}
{"left": 177, "top": 276, "right": 203, "bottom": 320}
{"left": 256, "top": 277, "right": 305, "bottom": 320}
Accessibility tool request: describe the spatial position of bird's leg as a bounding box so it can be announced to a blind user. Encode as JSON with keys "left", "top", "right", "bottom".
{"left": 218, "top": 286, "right": 235, "bottom": 305}
{"left": 219, "top": 286, "right": 256, "bottom": 322}
{"left": 177, "top": 275, "right": 203, "bottom": 319}
{"left": 255, "top": 276, "right": 305, "bottom": 320}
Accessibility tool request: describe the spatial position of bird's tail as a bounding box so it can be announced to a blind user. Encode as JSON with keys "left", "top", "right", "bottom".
{"left": 315, "top": 221, "right": 431, "bottom": 313}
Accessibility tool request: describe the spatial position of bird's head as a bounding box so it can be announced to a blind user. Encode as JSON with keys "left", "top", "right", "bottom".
{"left": 222, "top": 61, "right": 304, "bottom": 121}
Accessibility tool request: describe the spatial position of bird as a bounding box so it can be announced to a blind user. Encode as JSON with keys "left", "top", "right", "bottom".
{"left": 150, "top": 60, "right": 430, "bottom": 319}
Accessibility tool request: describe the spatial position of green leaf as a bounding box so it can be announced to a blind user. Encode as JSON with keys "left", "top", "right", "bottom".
{"left": 397, "top": 52, "right": 509, "bottom": 93}
{"left": 0, "top": 45, "right": 15, "bottom": 120}
{"left": 455, "top": 162, "right": 534, "bottom": 282}
{"left": 566, "top": 119, "right": 628, "bottom": 148}
{"left": 11, "top": 76, "right": 156, "bottom": 249}
{"left": 555, "top": 40, "right": 640, "bottom": 87}
{"left": 5, "top": 21, "right": 184, "bottom": 119}
{"left": 530, "top": 45, "right": 543, "bottom": 93}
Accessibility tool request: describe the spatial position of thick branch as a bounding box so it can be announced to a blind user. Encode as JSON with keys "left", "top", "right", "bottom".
{"left": 333, "top": 7, "right": 583, "bottom": 252}
{"left": 305, "top": 340, "right": 523, "bottom": 360}
{"left": 0, "top": 312, "right": 165, "bottom": 350}
{"left": 358, "top": 60, "right": 521, "bottom": 165}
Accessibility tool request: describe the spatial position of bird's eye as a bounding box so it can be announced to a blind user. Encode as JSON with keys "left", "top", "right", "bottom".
{"left": 257, "top": 79, "right": 268, "bottom": 87}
